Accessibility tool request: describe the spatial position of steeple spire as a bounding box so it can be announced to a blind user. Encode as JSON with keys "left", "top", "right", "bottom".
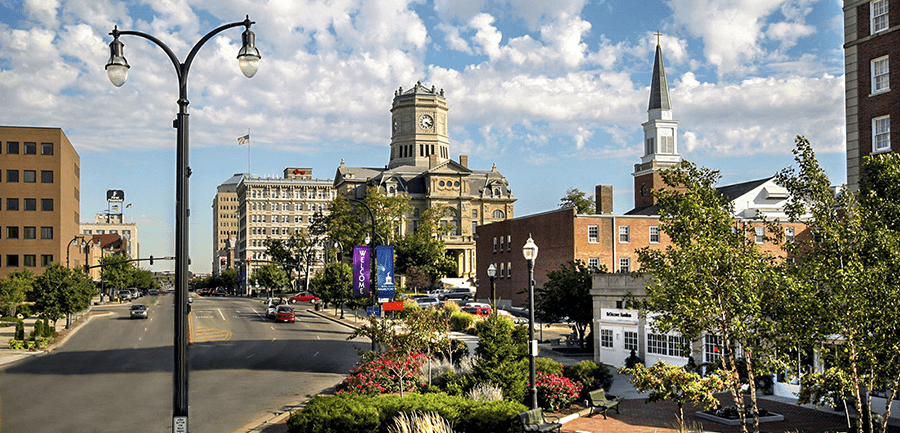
{"left": 648, "top": 35, "right": 671, "bottom": 111}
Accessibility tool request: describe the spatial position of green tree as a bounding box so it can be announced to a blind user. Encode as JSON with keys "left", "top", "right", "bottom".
{"left": 403, "top": 267, "right": 432, "bottom": 293}
{"left": 473, "top": 314, "right": 528, "bottom": 403}
{"left": 620, "top": 361, "right": 727, "bottom": 428}
{"left": 101, "top": 254, "right": 133, "bottom": 295}
{"left": 0, "top": 269, "right": 34, "bottom": 317}
{"left": 33, "top": 263, "right": 96, "bottom": 329}
{"left": 309, "top": 261, "right": 351, "bottom": 309}
{"left": 220, "top": 268, "right": 239, "bottom": 291}
{"left": 254, "top": 263, "right": 289, "bottom": 297}
{"left": 559, "top": 187, "right": 595, "bottom": 214}
{"left": 395, "top": 207, "right": 455, "bottom": 281}
{"left": 536, "top": 260, "right": 602, "bottom": 348}
{"left": 265, "top": 211, "right": 330, "bottom": 293}
{"left": 634, "top": 161, "right": 784, "bottom": 433}
{"left": 777, "top": 136, "right": 900, "bottom": 433}
{"left": 131, "top": 268, "right": 157, "bottom": 293}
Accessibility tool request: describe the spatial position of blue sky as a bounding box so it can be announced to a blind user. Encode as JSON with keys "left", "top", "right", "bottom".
{"left": 0, "top": 0, "right": 847, "bottom": 274}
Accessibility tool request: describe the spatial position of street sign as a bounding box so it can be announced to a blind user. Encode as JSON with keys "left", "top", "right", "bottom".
{"left": 382, "top": 301, "right": 404, "bottom": 311}
{"left": 173, "top": 416, "right": 187, "bottom": 433}
{"left": 366, "top": 306, "right": 380, "bottom": 317}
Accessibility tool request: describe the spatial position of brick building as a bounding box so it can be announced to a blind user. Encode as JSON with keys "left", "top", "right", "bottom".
{"left": 844, "top": 0, "right": 899, "bottom": 190}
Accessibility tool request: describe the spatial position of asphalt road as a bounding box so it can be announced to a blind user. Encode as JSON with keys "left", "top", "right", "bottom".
{"left": 0, "top": 294, "right": 364, "bottom": 433}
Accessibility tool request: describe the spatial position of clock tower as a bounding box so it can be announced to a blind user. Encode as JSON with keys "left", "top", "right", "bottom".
{"left": 389, "top": 81, "right": 451, "bottom": 169}
{"left": 633, "top": 39, "right": 681, "bottom": 208}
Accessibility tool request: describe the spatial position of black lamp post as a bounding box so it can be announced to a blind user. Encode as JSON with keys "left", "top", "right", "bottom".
{"left": 348, "top": 198, "right": 379, "bottom": 352}
{"left": 66, "top": 235, "right": 86, "bottom": 269}
{"left": 522, "top": 234, "right": 539, "bottom": 410}
{"left": 487, "top": 263, "right": 497, "bottom": 309}
{"left": 105, "top": 17, "right": 260, "bottom": 431}
{"left": 334, "top": 240, "right": 345, "bottom": 319}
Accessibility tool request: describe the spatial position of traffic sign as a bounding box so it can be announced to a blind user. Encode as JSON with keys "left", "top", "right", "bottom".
{"left": 366, "top": 306, "right": 380, "bottom": 317}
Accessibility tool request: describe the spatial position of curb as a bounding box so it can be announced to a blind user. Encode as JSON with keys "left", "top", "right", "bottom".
{"left": 306, "top": 309, "right": 361, "bottom": 331}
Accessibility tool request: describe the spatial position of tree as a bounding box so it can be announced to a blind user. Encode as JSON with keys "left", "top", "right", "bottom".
{"left": 309, "top": 261, "right": 351, "bottom": 309}
{"left": 536, "top": 260, "right": 601, "bottom": 348}
{"left": 131, "top": 268, "right": 157, "bottom": 293}
{"left": 33, "top": 263, "right": 96, "bottom": 329}
{"left": 620, "top": 361, "right": 726, "bottom": 429}
{"left": 254, "top": 263, "right": 289, "bottom": 296}
{"left": 473, "top": 313, "right": 529, "bottom": 403}
{"left": 777, "top": 136, "right": 900, "bottom": 433}
{"left": 101, "top": 253, "right": 133, "bottom": 294}
{"left": 403, "top": 267, "right": 432, "bottom": 293}
{"left": 220, "top": 268, "right": 238, "bottom": 291}
{"left": 394, "top": 207, "right": 455, "bottom": 281}
{"left": 634, "top": 161, "right": 784, "bottom": 433}
{"left": 559, "top": 187, "right": 595, "bottom": 214}
{"left": 0, "top": 269, "right": 34, "bottom": 317}
{"left": 264, "top": 210, "right": 330, "bottom": 293}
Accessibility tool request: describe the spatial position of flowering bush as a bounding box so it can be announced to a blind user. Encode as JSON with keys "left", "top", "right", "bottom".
{"left": 619, "top": 361, "right": 726, "bottom": 427}
{"left": 337, "top": 351, "right": 428, "bottom": 396}
{"left": 535, "top": 371, "right": 583, "bottom": 412}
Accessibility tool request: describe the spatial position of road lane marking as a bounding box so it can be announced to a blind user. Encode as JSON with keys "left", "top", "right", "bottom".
{"left": 217, "top": 309, "right": 226, "bottom": 320}
{"left": 247, "top": 353, "right": 255, "bottom": 359}
{"left": 271, "top": 338, "right": 276, "bottom": 342}
{"left": 316, "top": 336, "right": 320, "bottom": 340}
{"left": 270, "top": 326, "right": 274, "bottom": 331}
{"left": 314, "top": 352, "right": 319, "bottom": 357}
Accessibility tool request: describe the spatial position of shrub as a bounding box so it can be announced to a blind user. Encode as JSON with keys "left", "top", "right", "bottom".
{"left": 387, "top": 411, "right": 453, "bottom": 433}
{"left": 337, "top": 351, "right": 428, "bottom": 396}
{"left": 14, "top": 319, "right": 25, "bottom": 340}
{"left": 473, "top": 314, "right": 528, "bottom": 403}
{"left": 449, "top": 312, "right": 474, "bottom": 331}
{"left": 535, "top": 357, "right": 564, "bottom": 375}
{"left": 8, "top": 339, "right": 25, "bottom": 350}
{"left": 286, "top": 392, "right": 527, "bottom": 433}
{"left": 42, "top": 319, "right": 55, "bottom": 337}
{"left": 535, "top": 372, "right": 582, "bottom": 412}
{"left": 564, "top": 360, "right": 614, "bottom": 397}
{"left": 434, "top": 371, "right": 475, "bottom": 397}
{"left": 31, "top": 319, "right": 43, "bottom": 339}
{"left": 466, "top": 382, "right": 503, "bottom": 401}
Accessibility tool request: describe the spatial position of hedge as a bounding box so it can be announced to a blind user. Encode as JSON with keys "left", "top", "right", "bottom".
{"left": 287, "top": 392, "right": 527, "bottom": 433}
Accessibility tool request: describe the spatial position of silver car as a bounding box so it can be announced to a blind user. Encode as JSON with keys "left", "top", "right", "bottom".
{"left": 130, "top": 304, "right": 148, "bottom": 319}
{"left": 415, "top": 297, "right": 441, "bottom": 308}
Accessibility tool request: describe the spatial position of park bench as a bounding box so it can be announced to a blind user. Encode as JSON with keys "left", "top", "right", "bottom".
{"left": 585, "top": 389, "right": 620, "bottom": 419}
{"left": 517, "top": 408, "right": 561, "bottom": 432}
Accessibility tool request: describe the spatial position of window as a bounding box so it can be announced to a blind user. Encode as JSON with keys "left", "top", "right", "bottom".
{"left": 41, "top": 142, "right": 53, "bottom": 155}
{"left": 624, "top": 331, "right": 639, "bottom": 352}
{"left": 704, "top": 335, "right": 721, "bottom": 363}
{"left": 600, "top": 329, "right": 613, "bottom": 348}
{"left": 507, "top": 262, "right": 512, "bottom": 278}
{"left": 6, "top": 198, "right": 18, "bottom": 211}
{"left": 41, "top": 255, "right": 53, "bottom": 267}
{"left": 41, "top": 170, "right": 53, "bottom": 183}
{"left": 588, "top": 225, "right": 599, "bottom": 243}
{"left": 874, "top": 116, "right": 891, "bottom": 152}
{"left": 472, "top": 221, "right": 477, "bottom": 235}
{"left": 619, "top": 257, "right": 630, "bottom": 273}
{"left": 24, "top": 142, "right": 36, "bottom": 154}
{"left": 23, "top": 255, "right": 35, "bottom": 267}
{"left": 23, "top": 227, "right": 36, "bottom": 239}
{"left": 499, "top": 262, "right": 505, "bottom": 278}
{"left": 645, "top": 137, "right": 655, "bottom": 155}
{"left": 785, "top": 226, "right": 795, "bottom": 243}
{"left": 499, "top": 235, "right": 505, "bottom": 251}
{"left": 6, "top": 141, "right": 18, "bottom": 154}
{"left": 24, "top": 199, "right": 36, "bottom": 211}
{"left": 472, "top": 209, "right": 478, "bottom": 218}
{"left": 492, "top": 210, "right": 505, "bottom": 219}
{"left": 41, "top": 199, "right": 53, "bottom": 211}
{"left": 659, "top": 134, "right": 675, "bottom": 154}
{"left": 23, "top": 170, "right": 36, "bottom": 183}
{"left": 6, "top": 255, "right": 18, "bottom": 267}
{"left": 41, "top": 227, "right": 52, "bottom": 239}
{"left": 619, "top": 226, "right": 630, "bottom": 243}
{"left": 588, "top": 257, "right": 600, "bottom": 269}
{"left": 873, "top": 56, "right": 890, "bottom": 93}
{"left": 872, "top": 0, "right": 889, "bottom": 34}
{"left": 648, "top": 333, "right": 689, "bottom": 357}
{"left": 649, "top": 226, "right": 660, "bottom": 243}
{"left": 493, "top": 237, "right": 497, "bottom": 253}
{"left": 507, "top": 235, "right": 511, "bottom": 251}
{"left": 6, "top": 227, "right": 18, "bottom": 239}
{"left": 6, "top": 170, "right": 18, "bottom": 182}
{"left": 754, "top": 226, "right": 765, "bottom": 244}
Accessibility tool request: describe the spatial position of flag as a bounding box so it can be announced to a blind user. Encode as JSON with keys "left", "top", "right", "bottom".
{"left": 352, "top": 246, "right": 371, "bottom": 298}
{"left": 112, "top": 205, "right": 119, "bottom": 211}
{"left": 125, "top": 203, "right": 132, "bottom": 209}
{"left": 238, "top": 134, "right": 250, "bottom": 145}
{"left": 376, "top": 245, "right": 395, "bottom": 299}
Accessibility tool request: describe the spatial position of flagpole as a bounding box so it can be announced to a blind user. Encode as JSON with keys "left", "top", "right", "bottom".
{"left": 247, "top": 128, "right": 251, "bottom": 175}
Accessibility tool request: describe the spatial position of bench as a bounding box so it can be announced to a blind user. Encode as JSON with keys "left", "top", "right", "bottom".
{"left": 517, "top": 408, "right": 562, "bottom": 432}
{"left": 585, "top": 389, "right": 620, "bottom": 419}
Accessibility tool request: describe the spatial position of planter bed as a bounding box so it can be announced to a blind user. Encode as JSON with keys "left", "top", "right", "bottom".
{"left": 694, "top": 410, "right": 784, "bottom": 426}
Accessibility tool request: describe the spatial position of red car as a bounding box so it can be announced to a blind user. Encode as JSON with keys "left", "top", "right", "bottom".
{"left": 461, "top": 306, "right": 492, "bottom": 317}
{"left": 288, "top": 292, "right": 320, "bottom": 304}
{"left": 275, "top": 305, "right": 295, "bottom": 322}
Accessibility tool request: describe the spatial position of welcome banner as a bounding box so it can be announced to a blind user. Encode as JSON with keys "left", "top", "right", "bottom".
{"left": 352, "top": 246, "right": 371, "bottom": 298}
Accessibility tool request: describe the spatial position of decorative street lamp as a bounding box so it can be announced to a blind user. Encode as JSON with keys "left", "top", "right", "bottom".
{"left": 66, "top": 235, "right": 86, "bottom": 269}
{"left": 487, "top": 263, "right": 497, "bottom": 309}
{"left": 105, "top": 16, "right": 260, "bottom": 432}
{"left": 522, "top": 233, "right": 539, "bottom": 410}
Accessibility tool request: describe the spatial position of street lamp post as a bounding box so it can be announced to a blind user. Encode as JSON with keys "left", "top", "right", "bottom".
{"left": 66, "top": 235, "right": 85, "bottom": 269}
{"left": 522, "top": 234, "right": 539, "bottom": 410}
{"left": 334, "top": 240, "right": 345, "bottom": 319}
{"left": 105, "top": 17, "right": 260, "bottom": 431}
{"left": 348, "top": 198, "right": 379, "bottom": 352}
{"left": 487, "top": 263, "right": 497, "bottom": 309}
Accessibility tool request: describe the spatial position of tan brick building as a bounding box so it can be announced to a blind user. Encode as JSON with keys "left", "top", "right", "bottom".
{"left": 0, "top": 126, "right": 81, "bottom": 278}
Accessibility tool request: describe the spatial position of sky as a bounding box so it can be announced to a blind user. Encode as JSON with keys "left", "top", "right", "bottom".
{"left": 0, "top": 0, "right": 847, "bottom": 274}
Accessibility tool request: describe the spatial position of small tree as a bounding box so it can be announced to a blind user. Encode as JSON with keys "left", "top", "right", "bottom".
{"left": 254, "top": 263, "right": 290, "bottom": 296}
{"left": 14, "top": 319, "right": 25, "bottom": 340}
{"left": 559, "top": 187, "right": 595, "bottom": 214}
{"left": 473, "top": 314, "right": 529, "bottom": 403}
{"left": 536, "top": 260, "right": 601, "bottom": 348}
{"left": 0, "top": 269, "right": 34, "bottom": 317}
{"left": 620, "top": 361, "right": 727, "bottom": 429}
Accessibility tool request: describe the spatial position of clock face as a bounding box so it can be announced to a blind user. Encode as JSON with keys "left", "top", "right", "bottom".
{"left": 640, "top": 184, "right": 649, "bottom": 197}
{"left": 419, "top": 114, "right": 434, "bottom": 130}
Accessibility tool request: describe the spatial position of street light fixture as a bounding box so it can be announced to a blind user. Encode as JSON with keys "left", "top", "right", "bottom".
{"left": 522, "top": 233, "right": 539, "bottom": 410}
{"left": 334, "top": 240, "right": 345, "bottom": 319}
{"left": 105, "top": 16, "right": 260, "bottom": 432}
{"left": 487, "top": 263, "right": 497, "bottom": 309}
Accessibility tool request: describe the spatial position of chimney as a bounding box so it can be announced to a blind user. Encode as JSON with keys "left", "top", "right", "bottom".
{"left": 459, "top": 155, "right": 468, "bottom": 168}
{"left": 596, "top": 185, "right": 613, "bottom": 214}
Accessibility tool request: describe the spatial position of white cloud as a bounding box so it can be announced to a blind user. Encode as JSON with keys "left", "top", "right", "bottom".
{"left": 24, "top": 0, "right": 59, "bottom": 28}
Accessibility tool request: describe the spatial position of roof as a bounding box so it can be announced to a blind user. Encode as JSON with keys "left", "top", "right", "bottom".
{"left": 625, "top": 176, "right": 776, "bottom": 216}
{"left": 648, "top": 44, "right": 672, "bottom": 111}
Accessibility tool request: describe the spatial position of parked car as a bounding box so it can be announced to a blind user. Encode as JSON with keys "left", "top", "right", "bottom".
{"left": 130, "top": 304, "right": 148, "bottom": 319}
{"left": 497, "top": 309, "right": 528, "bottom": 324}
{"left": 288, "top": 292, "right": 320, "bottom": 304}
{"left": 274, "top": 305, "right": 295, "bottom": 323}
{"left": 415, "top": 297, "right": 441, "bottom": 309}
{"left": 460, "top": 305, "right": 491, "bottom": 317}
{"left": 442, "top": 288, "right": 473, "bottom": 302}
{"left": 118, "top": 289, "right": 133, "bottom": 301}
{"left": 212, "top": 287, "right": 228, "bottom": 296}
{"left": 127, "top": 288, "right": 141, "bottom": 299}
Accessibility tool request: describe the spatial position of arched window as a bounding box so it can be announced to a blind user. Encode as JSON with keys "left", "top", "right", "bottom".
{"left": 441, "top": 208, "right": 459, "bottom": 236}
{"left": 492, "top": 210, "right": 505, "bottom": 219}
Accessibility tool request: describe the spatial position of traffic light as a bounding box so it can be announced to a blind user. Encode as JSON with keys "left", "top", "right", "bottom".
{"left": 149, "top": 255, "right": 154, "bottom": 265}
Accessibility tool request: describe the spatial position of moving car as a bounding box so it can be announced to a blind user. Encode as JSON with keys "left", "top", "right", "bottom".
{"left": 274, "top": 305, "right": 295, "bottom": 323}
{"left": 415, "top": 297, "right": 440, "bottom": 309}
{"left": 288, "top": 292, "right": 320, "bottom": 304}
{"left": 130, "top": 304, "right": 148, "bottom": 319}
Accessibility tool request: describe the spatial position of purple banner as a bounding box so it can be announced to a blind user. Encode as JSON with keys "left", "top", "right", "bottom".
{"left": 376, "top": 245, "right": 395, "bottom": 299}
{"left": 352, "top": 246, "right": 371, "bottom": 298}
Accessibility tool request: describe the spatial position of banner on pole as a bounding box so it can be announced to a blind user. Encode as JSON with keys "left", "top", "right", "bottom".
{"left": 376, "top": 245, "right": 395, "bottom": 299}
{"left": 352, "top": 246, "right": 371, "bottom": 298}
